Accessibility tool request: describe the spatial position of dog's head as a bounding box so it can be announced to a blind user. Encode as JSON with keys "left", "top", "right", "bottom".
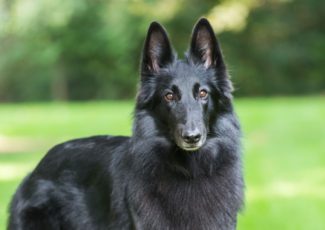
{"left": 136, "top": 18, "right": 233, "bottom": 151}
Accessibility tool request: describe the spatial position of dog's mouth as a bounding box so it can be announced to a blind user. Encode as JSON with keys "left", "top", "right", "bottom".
{"left": 174, "top": 134, "right": 207, "bottom": 151}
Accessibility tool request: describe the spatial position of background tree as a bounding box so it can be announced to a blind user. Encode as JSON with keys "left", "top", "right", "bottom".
{"left": 0, "top": 0, "right": 324, "bottom": 101}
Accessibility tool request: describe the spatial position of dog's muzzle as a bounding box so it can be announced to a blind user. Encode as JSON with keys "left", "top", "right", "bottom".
{"left": 175, "top": 127, "right": 206, "bottom": 151}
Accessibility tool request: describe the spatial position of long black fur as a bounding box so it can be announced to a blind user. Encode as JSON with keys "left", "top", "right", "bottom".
{"left": 8, "top": 18, "right": 244, "bottom": 230}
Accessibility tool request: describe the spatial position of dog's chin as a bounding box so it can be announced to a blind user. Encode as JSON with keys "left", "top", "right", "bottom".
{"left": 181, "top": 145, "right": 201, "bottom": 151}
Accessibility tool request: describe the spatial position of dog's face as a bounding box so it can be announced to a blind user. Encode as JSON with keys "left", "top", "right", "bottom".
{"left": 137, "top": 19, "right": 232, "bottom": 151}
{"left": 154, "top": 64, "right": 212, "bottom": 151}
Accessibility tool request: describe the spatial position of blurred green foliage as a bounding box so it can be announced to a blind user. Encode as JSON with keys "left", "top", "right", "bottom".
{"left": 0, "top": 0, "right": 324, "bottom": 101}
{"left": 222, "top": 0, "right": 325, "bottom": 96}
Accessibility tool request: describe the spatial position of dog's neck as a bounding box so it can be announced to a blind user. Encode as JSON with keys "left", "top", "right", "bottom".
{"left": 130, "top": 109, "right": 240, "bottom": 179}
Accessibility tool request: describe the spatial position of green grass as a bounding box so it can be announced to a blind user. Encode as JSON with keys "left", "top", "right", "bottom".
{"left": 236, "top": 97, "right": 325, "bottom": 229}
{"left": 0, "top": 97, "right": 324, "bottom": 229}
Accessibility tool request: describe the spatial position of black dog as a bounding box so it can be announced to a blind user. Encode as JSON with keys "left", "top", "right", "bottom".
{"left": 8, "top": 18, "right": 244, "bottom": 230}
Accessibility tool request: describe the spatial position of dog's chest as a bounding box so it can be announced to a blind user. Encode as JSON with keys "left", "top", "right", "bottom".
{"left": 130, "top": 177, "right": 235, "bottom": 230}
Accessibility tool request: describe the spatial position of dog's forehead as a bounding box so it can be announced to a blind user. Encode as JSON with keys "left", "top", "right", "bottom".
{"left": 166, "top": 61, "right": 211, "bottom": 86}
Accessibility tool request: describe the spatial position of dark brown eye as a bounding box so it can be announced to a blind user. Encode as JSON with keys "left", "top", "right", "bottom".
{"left": 165, "top": 92, "right": 174, "bottom": 101}
{"left": 199, "top": 90, "right": 208, "bottom": 99}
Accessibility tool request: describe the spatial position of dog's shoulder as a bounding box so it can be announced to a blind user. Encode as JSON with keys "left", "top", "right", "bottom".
{"left": 30, "top": 135, "right": 130, "bottom": 179}
{"left": 47, "top": 135, "right": 129, "bottom": 155}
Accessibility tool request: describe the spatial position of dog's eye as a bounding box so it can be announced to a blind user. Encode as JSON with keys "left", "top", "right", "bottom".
{"left": 199, "top": 90, "right": 208, "bottom": 99}
{"left": 165, "top": 92, "right": 175, "bottom": 101}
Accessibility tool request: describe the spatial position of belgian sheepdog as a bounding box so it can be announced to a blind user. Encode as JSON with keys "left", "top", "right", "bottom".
{"left": 8, "top": 18, "right": 244, "bottom": 230}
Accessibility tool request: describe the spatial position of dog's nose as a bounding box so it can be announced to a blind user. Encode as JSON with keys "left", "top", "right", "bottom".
{"left": 182, "top": 129, "right": 201, "bottom": 144}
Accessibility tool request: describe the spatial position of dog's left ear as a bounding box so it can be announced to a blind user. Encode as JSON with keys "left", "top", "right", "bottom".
{"left": 189, "top": 18, "right": 224, "bottom": 69}
{"left": 141, "top": 22, "right": 174, "bottom": 74}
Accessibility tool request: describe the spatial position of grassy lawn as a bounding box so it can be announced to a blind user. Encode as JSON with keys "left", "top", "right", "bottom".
{"left": 0, "top": 97, "right": 324, "bottom": 229}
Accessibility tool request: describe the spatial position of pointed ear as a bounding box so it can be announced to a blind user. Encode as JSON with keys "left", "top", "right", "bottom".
{"left": 189, "top": 18, "right": 224, "bottom": 69}
{"left": 141, "top": 22, "right": 174, "bottom": 74}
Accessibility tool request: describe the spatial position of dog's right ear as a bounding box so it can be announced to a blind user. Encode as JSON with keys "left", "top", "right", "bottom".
{"left": 141, "top": 22, "right": 174, "bottom": 74}
{"left": 189, "top": 18, "right": 225, "bottom": 70}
